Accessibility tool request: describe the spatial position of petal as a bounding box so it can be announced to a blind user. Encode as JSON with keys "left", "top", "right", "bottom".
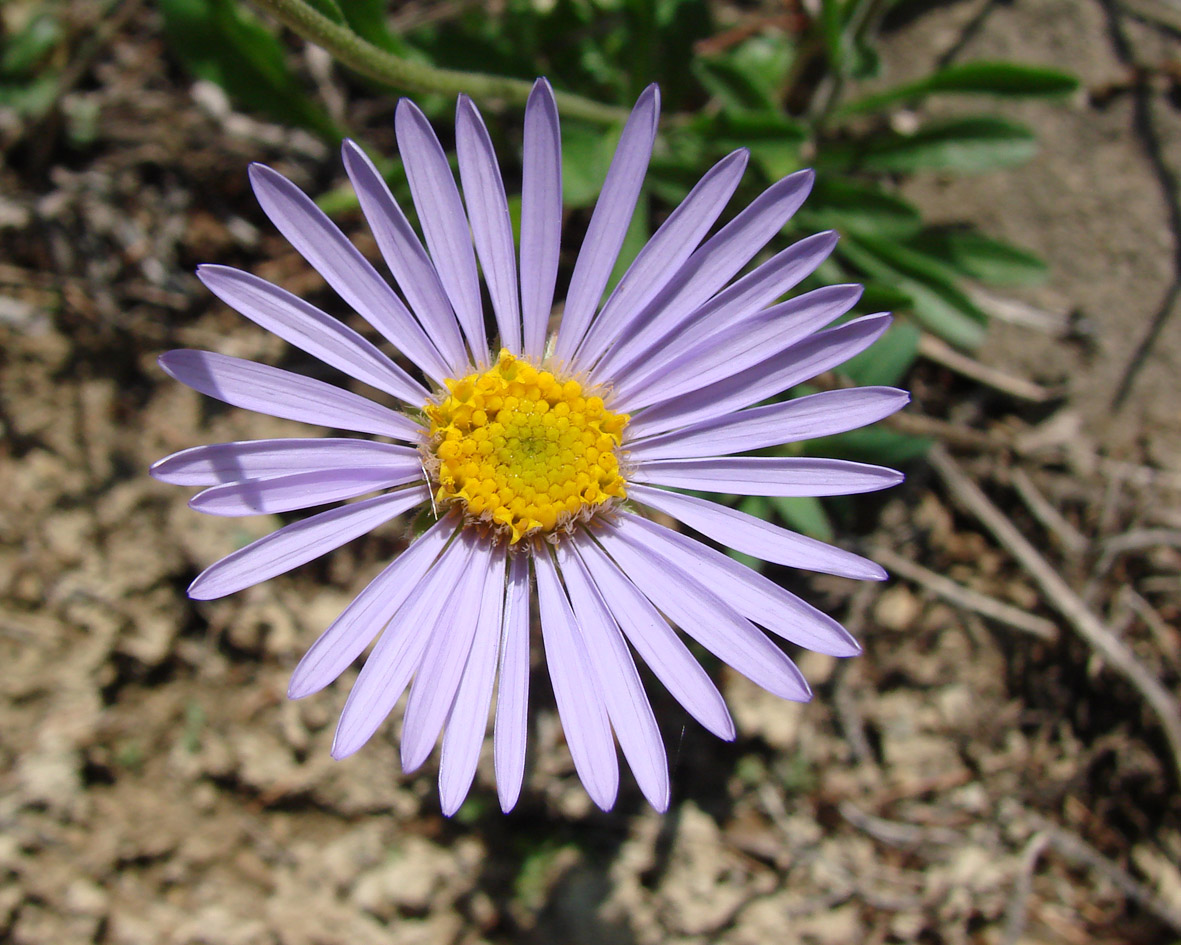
{"left": 573, "top": 534, "right": 735, "bottom": 740}
{"left": 401, "top": 533, "right": 490, "bottom": 773}
{"left": 534, "top": 548, "right": 619, "bottom": 811}
{"left": 288, "top": 513, "right": 459, "bottom": 699}
{"left": 341, "top": 140, "right": 469, "bottom": 373}
{"left": 196, "top": 265, "right": 428, "bottom": 406}
{"left": 628, "top": 483, "right": 887, "bottom": 581}
{"left": 618, "top": 513, "right": 862, "bottom": 656}
{"left": 626, "top": 387, "right": 911, "bottom": 461}
{"left": 151, "top": 438, "right": 419, "bottom": 486}
{"left": 625, "top": 313, "right": 893, "bottom": 438}
{"left": 556, "top": 542, "right": 669, "bottom": 811}
{"left": 553, "top": 85, "right": 660, "bottom": 363}
{"left": 605, "top": 230, "right": 838, "bottom": 386}
{"left": 457, "top": 96, "right": 522, "bottom": 354}
{"left": 331, "top": 531, "right": 475, "bottom": 758}
{"left": 395, "top": 99, "right": 487, "bottom": 357}
{"left": 190, "top": 466, "right": 423, "bottom": 517}
{"left": 573, "top": 149, "right": 749, "bottom": 366}
{"left": 439, "top": 544, "right": 507, "bottom": 816}
{"left": 159, "top": 349, "right": 422, "bottom": 442}
{"left": 630, "top": 456, "right": 904, "bottom": 496}
{"left": 596, "top": 517, "right": 812, "bottom": 701}
{"left": 248, "top": 163, "right": 451, "bottom": 383}
{"left": 519, "top": 79, "right": 562, "bottom": 361}
{"left": 188, "top": 485, "right": 428, "bottom": 600}
{"left": 591, "top": 169, "right": 815, "bottom": 383}
{"left": 495, "top": 551, "right": 531, "bottom": 812}
{"left": 614, "top": 284, "right": 862, "bottom": 410}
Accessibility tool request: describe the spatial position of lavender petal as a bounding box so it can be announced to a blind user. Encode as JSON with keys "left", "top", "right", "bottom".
{"left": 553, "top": 85, "right": 660, "bottom": 364}
{"left": 627, "top": 387, "right": 911, "bottom": 460}
{"left": 625, "top": 313, "right": 893, "bottom": 438}
{"left": 341, "top": 140, "right": 470, "bottom": 373}
{"left": 188, "top": 485, "right": 428, "bottom": 600}
{"left": 288, "top": 513, "right": 459, "bottom": 699}
{"left": 190, "top": 466, "right": 424, "bottom": 517}
{"left": 395, "top": 99, "right": 487, "bottom": 357}
{"left": 519, "top": 79, "right": 562, "bottom": 361}
{"left": 556, "top": 542, "right": 670, "bottom": 811}
{"left": 331, "top": 532, "right": 475, "bottom": 758}
{"left": 159, "top": 349, "right": 422, "bottom": 442}
{"left": 151, "top": 438, "right": 419, "bottom": 486}
{"left": 534, "top": 549, "right": 619, "bottom": 811}
{"left": 248, "top": 163, "right": 450, "bottom": 383}
{"left": 630, "top": 455, "right": 904, "bottom": 496}
{"left": 457, "top": 96, "right": 522, "bottom": 353}
{"left": 495, "top": 551, "right": 531, "bottom": 812}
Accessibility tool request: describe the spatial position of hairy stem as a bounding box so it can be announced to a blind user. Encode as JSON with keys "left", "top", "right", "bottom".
{"left": 245, "top": 0, "right": 630, "bottom": 125}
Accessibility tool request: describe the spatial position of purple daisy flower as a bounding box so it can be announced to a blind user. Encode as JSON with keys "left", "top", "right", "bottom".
{"left": 152, "top": 79, "right": 908, "bottom": 815}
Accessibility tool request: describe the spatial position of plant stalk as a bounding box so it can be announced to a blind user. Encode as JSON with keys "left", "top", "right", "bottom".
{"left": 244, "top": 0, "right": 630, "bottom": 125}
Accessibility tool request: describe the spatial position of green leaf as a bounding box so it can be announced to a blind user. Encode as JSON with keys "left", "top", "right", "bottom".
{"left": 819, "top": 0, "right": 845, "bottom": 72}
{"left": 769, "top": 495, "right": 833, "bottom": 542}
{"left": 822, "top": 116, "right": 1037, "bottom": 174}
{"left": 562, "top": 122, "right": 623, "bottom": 209}
{"left": 302, "top": 0, "right": 345, "bottom": 25}
{"left": 159, "top": 0, "right": 341, "bottom": 140}
{"left": 842, "top": 60, "right": 1079, "bottom": 114}
{"left": 839, "top": 320, "right": 920, "bottom": 386}
{"left": 337, "top": 0, "right": 415, "bottom": 55}
{"left": 0, "top": 13, "right": 63, "bottom": 77}
{"left": 908, "top": 229, "right": 1048, "bottom": 285}
{"left": 809, "top": 425, "right": 931, "bottom": 464}
{"left": 840, "top": 235, "right": 987, "bottom": 349}
{"left": 797, "top": 176, "right": 922, "bottom": 238}
{"left": 857, "top": 281, "right": 914, "bottom": 313}
{"left": 694, "top": 34, "right": 794, "bottom": 112}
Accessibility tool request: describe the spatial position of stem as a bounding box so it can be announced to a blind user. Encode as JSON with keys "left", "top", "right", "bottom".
{"left": 244, "top": 0, "right": 630, "bottom": 125}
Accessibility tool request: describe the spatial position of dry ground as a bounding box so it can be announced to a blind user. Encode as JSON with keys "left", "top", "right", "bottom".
{"left": 1, "top": 1, "right": 1180, "bottom": 943}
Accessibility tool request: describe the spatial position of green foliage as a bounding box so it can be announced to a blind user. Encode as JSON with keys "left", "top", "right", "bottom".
{"left": 158, "top": 0, "right": 342, "bottom": 140}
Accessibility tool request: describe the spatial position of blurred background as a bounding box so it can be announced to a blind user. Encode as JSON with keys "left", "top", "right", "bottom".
{"left": 2, "top": 0, "right": 1180, "bottom": 942}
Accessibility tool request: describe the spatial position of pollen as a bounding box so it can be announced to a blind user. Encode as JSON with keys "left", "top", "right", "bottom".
{"left": 423, "top": 350, "right": 629, "bottom": 543}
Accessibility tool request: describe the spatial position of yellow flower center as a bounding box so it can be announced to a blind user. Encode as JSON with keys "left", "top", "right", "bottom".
{"left": 423, "top": 350, "right": 629, "bottom": 543}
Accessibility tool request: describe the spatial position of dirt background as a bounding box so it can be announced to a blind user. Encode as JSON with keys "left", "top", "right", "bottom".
{"left": 2, "top": 0, "right": 1180, "bottom": 943}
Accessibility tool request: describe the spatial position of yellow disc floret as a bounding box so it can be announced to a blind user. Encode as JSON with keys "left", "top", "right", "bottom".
{"left": 423, "top": 350, "right": 629, "bottom": 543}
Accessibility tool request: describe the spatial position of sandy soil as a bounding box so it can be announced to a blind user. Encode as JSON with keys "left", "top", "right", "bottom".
{"left": 1, "top": 1, "right": 1179, "bottom": 943}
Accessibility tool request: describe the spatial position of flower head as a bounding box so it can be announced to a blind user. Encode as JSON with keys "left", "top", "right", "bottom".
{"left": 152, "top": 80, "right": 908, "bottom": 815}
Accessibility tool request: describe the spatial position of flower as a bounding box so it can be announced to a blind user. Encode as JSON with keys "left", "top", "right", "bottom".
{"left": 152, "top": 79, "right": 908, "bottom": 815}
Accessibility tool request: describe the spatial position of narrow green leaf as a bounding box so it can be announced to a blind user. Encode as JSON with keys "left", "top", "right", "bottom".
{"left": 822, "top": 116, "right": 1037, "bottom": 174}
{"left": 562, "top": 122, "right": 622, "bottom": 209}
{"left": 842, "top": 60, "right": 1079, "bottom": 114}
{"left": 840, "top": 236, "right": 987, "bottom": 349}
{"left": 797, "top": 176, "right": 922, "bottom": 238}
{"left": 809, "top": 425, "right": 931, "bottom": 464}
{"left": 769, "top": 495, "right": 834, "bottom": 542}
{"left": 839, "top": 320, "right": 920, "bottom": 386}
{"left": 908, "top": 229, "right": 1048, "bottom": 285}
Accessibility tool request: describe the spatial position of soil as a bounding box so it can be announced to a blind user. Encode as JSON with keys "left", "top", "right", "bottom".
{"left": 1, "top": 1, "right": 1179, "bottom": 944}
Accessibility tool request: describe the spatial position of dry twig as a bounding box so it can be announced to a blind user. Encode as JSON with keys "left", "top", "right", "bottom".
{"left": 872, "top": 545, "right": 1058, "bottom": 641}
{"left": 1001, "top": 831, "right": 1053, "bottom": 945}
{"left": 928, "top": 445, "right": 1181, "bottom": 786}
{"left": 918, "top": 334, "right": 1057, "bottom": 402}
{"left": 1009, "top": 468, "right": 1090, "bottom": 557}
{"left": 1027, "top": 813, "right": 1181, "bottom": 934}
